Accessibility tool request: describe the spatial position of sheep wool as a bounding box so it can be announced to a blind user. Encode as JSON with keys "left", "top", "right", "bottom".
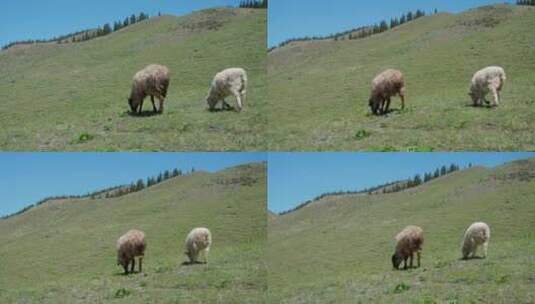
{"left": 206, "top": 68, "right": 247, "bottom": 112}
{"left": 129, "top": 64, "right": 170, "bottom": 114}
{"left": 116, "top": 229, "right": 146, "bottom": 274}
{"left": 185, "top": 227, "right": 212, "bottom": 264}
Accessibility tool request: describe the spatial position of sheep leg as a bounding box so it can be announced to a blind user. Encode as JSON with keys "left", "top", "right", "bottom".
{"left": 409, "top": 253, "right": 414, "bottom": 268}
{"left": 139, "top": 256, "right": 143, "bottom": 273}
{"left": 158, "top": 97, "right": 164, "bottom": 113}
{"left": 399, "top": 89, "right": 406, "bottom": 110}
{"left": 417, "top": 251, "right": 421, "bottom": 268}
{"left": 491, "top": 88, "right": 499, "bottom": 107}
{"left": 234, "top": 92, "right": 243, "bottom": 112}
{"left": 150, "top": 96, "right": 157, "bottom": 112}
{"left": 123, "top": 264, "right": 129, "bottom": 275}
{"left": 130, "top": 259, "right": 135, "bottom": 273}
{"left": 222, "top": 100, "right": 232, "bottom": 111}
{"left": 384, "top": 97, "right": 392, "bottom": 114}
{"left": 483, "top": 242, "right": 488, "bottom": 258}
{"left": 403, "top": 258, "right": 408, "bottom": 270}
{"left": 203, "top": 247, "right": 210, "bottom": 264}
{"left": 241, "top": 89, "right": 247, "bottom": 106}
{"left": 138, "top": 97, "right": 146, "bottom": 114}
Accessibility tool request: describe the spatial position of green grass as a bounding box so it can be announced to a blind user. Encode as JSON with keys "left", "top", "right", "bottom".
{"left": 267, "top": 4, "right": 535, "bottom": 151}
{"left": 0, "top": 163, "right": 267, "bottom": 303}
{"left": 0, "top": 8, "right": 266, "bottom": 151}
{"left": 267, "top": 158, "right": 535, "bottom": 303}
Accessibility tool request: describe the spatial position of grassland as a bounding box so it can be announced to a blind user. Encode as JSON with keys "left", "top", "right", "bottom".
{"left": 0, "top": 8, "right": 266, "bottom": 151}
{"left": 267, "top": 4, "right": 535, "bottom": 151}
{"left": 0, "top": 163, "right": 267, "bottom": 303}
{"left": 268, "top": 158, "right": 535, "bottom": 303}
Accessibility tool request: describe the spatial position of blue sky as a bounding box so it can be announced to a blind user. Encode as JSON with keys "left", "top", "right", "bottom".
{"left": 269, "top": 0, "right": 515, "bottom": 47}
{"left": 268, "top": 153, "right": 535, "bottom": 213}
{"left": 0, "top": 153, "right": 266, "bottom": 217}
{"left": 0, "top": 0, "right": 242, "bottom": 47}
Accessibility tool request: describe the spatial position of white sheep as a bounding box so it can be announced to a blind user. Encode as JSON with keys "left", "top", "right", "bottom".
{"left": 461, "top": 222, "right": 490, "bottom": 259}
{"left": 469, "top": 66, "right": 506, "bottom": 107}
{"left": 128, "top": 64, "right": 170, "bottom": 114}
{"left": 392, "top": 225, "right": 424, "bottom": 270}
{"left": 116, "top": 229, "right": 146, "bottom": 274}
{"left": 184, "top": 227, "right": 212, "bottom": 264}
{"left": 206, "top": 68, "right": 247, "bottom": 112}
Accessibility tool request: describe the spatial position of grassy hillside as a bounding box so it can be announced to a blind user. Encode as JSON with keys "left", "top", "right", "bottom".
{"left": 267, "top": 4, "right": 535, "bottom": 151}
{"left": 0, "top": 8, "right": 266, "bottom": 151}
{"left": 0, "top": 163, "right": 267, "bottom": 303}
{"left": 268, "top": 159, "right": 535, "bottom": 303}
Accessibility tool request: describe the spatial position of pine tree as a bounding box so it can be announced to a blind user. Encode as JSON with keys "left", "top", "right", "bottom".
{"left": 400, "top": 14, "right": 406, "bottom": 24}
{"left": 407, "top": 11, "right": 413, "bottom": 22}
{"left": 379, "top": 20, "right": 388, "bottom": 32}
{"left": 102, "top": 23, "right": 112, "bottom": 35}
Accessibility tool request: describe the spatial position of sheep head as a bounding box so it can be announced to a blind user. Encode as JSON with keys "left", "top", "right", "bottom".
{"left": 392, "top": 253, "right": 403, "bottom": 269}
{"left": 369, "top": 96, "right": 382, "bottom": 115}
{"left": 128, "top": 97, "right": 137, "bottom": 113}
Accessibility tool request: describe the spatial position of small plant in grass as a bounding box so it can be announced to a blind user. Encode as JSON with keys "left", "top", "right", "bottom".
{"left": 496, "top": 275, "right": 510, "bottom": 284}
{"left": 369, "top": 146, "right": 399, "bottom": 152}
{"left": 114, "top": 288, "right": 131, "bottom": 298}
{"left": 407, "top": 146, "right": 434, "bottom": 152}
{"left": 393, "top": 282, "right": 411, "bottom": 293}
{"left": 354, "top": 129, "right": 371, "bottom": 140}
{"left": 72, "top": 133, "right": 94, "bottom": 144}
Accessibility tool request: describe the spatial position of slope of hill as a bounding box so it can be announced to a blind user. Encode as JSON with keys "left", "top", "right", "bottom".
{"left": 267, "top": 4, "right": 535, "bottom": 151}
{"left": 268, "top": 159, "right": 535, "bottom": 303}
{"left": 0, "top": 8, "right": 266, "bottom": 151}
{"left": 0, "top": 163, "right": 267, "bottom": 303}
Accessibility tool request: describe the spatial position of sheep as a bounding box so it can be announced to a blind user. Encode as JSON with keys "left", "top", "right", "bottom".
{"left": 461, "top": 222, "right": 490, "bottom": 260}
{"left": 116, "top": 229, "right": 146, "bottom": 274}
{"left": 368, "top": 69, "right": 406, "bottom": 115}
{"left": 184, "top": 227, "right": 212, "bottom": 264}
{"left": 391, "top": 225, "right": 424, "bottom": 270}
{"left": 469, "top": 66, "right": 506, "bottom": 107}
{"left": 206, "top": 68, "right": 247, "bottom": 112}
{"left": 128, "top": 64, "right": 170, "bottom": 114}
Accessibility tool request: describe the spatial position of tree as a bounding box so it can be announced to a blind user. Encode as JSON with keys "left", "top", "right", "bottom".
{"left": 379, "top": 20, "right": 389, "bottom": 32}
{"left": 102, "top": 23, "right": 112, "bottom": 35}
{"left": 406, "top": 11, "right": 413, "bottom": 22}
{"left": 400, "top": 14, "right": 406, "bottom": 24}
{"left": 130, "top": 14, "right": 137, "bottom": 25}
{"left": 163, "top": 170, "right": 170, "bottom": 180}
{"left": 136, "top": 179, "right": 145, "bottom": 191}
{"left": 440, "top": 165, "right": 447, "bottom": 176}
{"left": 413, "top": 174, "right": 422, "bottom": 186}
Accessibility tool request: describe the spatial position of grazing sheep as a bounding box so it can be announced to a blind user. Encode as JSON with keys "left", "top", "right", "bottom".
{"left": 206, "top": 68, "right": 247, "bottom": 112}
{"left": 116, "top": 229, "right": 146, "bottom": 274}
{"left": 368, "top": 69, "right": 406, "bottom": 115}
{"left": 184, "top": 227, "right": 212, "bottom": 264}
{"left": 462, "top": 222, "right": 490, "bottom": 259}
{"left": 469, "top": 66, "right": 506, "bottom": 107}
{"left": 128, "top": 64, "right": 170, "bottom": 114}
{"left": 392, "top": 225, "right": 424, "bottom": 270}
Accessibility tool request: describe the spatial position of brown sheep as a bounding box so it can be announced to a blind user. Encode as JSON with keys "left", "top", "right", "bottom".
{"left": 128, "top": 64, "right": 170, "bottom": 114}
{"left": 368, "top": 69, "right": 406, "bottom": 115}
{"left": 391, "top": 225, "right": 423, "bottom": 270}
{"left": 116, "top": 229, "right": 146, "bottom": 274}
